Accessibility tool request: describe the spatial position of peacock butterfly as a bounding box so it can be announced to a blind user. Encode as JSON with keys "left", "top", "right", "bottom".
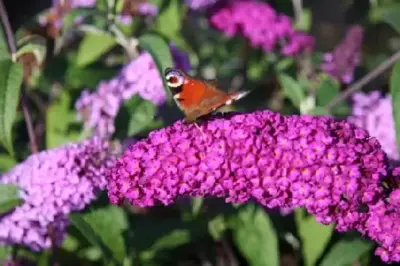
{"left": 164, "top": 68, "right": 249, "bottom": 122}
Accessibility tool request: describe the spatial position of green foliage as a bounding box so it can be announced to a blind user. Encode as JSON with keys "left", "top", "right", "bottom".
{"left": 0, "top": 153, "right": 16, "bottom": 172}
{"left": 0, "top": 60, "right": 23, "bottom": 156}
{"left": 70, "top": 206, "right": 128, "bottom": 264}
{"left": 0, "top": 183, "right": 23, "bottom": 215}
{"left": 232, "top": 204, "right": 279, "bottom": 266}
{"left": 151, "top": 0, "right": 186, "bottom": 47}
{"left": 370, "top": 3, "right": 400, "bottom": 33}
{"left": 390, "top": 61, "right": 400, "bottom": 153}
{"left": 316, "top": 74, "right": 340, "bottom": 106}
{"left": 320, "top": 238, "right": 372, "bottom": 266}
{"left": 139, "top": 33, "right": 174, "bottom": 99}
{"left": 295, "top": 209, "right": 334, "bottom": 266}
{"left": 114, "top": 96, "right": 162, "bottom": 138}
{"left": 76, "top": 32, "right": 117, "bottom": 68}
{"left": 46, "top": 91, "right": 78, "bottom": 148}
{"left": 278, "top": 73, "right": 306, "bottom": 109}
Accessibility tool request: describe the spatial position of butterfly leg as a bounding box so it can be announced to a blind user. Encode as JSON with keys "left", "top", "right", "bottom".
{"left": 194, "top": 122, "right": 207, "bottom": 140}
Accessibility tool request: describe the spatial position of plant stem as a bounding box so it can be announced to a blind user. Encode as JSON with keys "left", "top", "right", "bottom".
{"left": 292, "top": 0, "right": 303, "bottom": 28}
{"left": 0, "top": 0, "right": 39, "bottom": 153}
{"left": 326, "top": 49, "right": 400, "bottom": 111}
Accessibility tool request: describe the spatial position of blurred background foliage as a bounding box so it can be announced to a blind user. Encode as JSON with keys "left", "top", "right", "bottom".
{"left": 1, "top": 0, "right": 400, "bottom": 265}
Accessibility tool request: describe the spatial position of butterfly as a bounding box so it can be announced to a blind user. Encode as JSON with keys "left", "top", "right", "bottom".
{"left": 164, "top": 68, "right": 249, "bottom": 122}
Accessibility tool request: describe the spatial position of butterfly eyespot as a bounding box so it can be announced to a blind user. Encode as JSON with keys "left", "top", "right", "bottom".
{"left": 165, "top": 69, "right": 184, "bottom": 88}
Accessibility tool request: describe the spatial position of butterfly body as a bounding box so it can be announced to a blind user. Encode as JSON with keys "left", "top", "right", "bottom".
{"left": 164, "top": 68, "right": 249, "bottom": 122}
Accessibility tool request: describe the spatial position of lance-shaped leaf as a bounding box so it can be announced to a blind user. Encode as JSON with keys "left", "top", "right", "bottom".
{"left": 0, "top": 59, "right": 23, "bottom": 156}
{"left": 139, "top": 33, "right": 173, "bottom": 100}
{"left": 232, "top": 204, "right": 279, "bottom": 266}
{"left": 390, "top": 61, "right": 400, "bottom": 153}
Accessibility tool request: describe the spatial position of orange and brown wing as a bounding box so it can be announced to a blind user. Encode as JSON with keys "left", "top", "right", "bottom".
{"left": 176, "top": 77, "right": 231, "bottom": 121}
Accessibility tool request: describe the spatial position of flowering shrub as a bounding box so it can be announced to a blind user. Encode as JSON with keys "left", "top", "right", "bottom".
{"left": 2, "top": 0, "right": 400, "bottom": 265}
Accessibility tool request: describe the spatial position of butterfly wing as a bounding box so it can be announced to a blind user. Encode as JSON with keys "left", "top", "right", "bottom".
{"left": 178, "top": 78, "right": 232, "bottom": 121}
{"left": 165, "top": 68, "right": 249, "bottom": 122}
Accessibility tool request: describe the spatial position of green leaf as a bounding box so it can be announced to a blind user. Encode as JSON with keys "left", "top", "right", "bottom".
{"left": 0, "top": 183, "right": 22, "bottom": 215}
{"left": 370, "top": 4, "right": 400, "bottom": 33}
{"left": 0, "top": 60, "right": 23, "bottom": 156}
{"left": 390, "top": 61, "right": 400, "bottom": 153}
{"left": 139, "top": 33, "right": 174, "bottom": 100}
{"left": 208, "top": 214, "right": 227, "bottom": 240}
{"left": 70, "top": 213, "right": 115, "bottom": 263}
{"left": 295, "top": 209, "right": 334, "bottom": 266}
{"left": 46, "top": 91, "right": 74, "bottom": 148}
{"left": 191, "top": 197, "right": 203, "bottom": 217}
{"left": 76, "top": 32, "right": 117, "bottom": 67}
{"left": 331, "top": 102, "right": 351, "bottom": 117}
{"left": 320, "top": 239, "right": 372, "bottom": 266}
{"left": 151, "top": 0, "right": 184, "bottom": 45}
{"left": 0, "top": 154, "right": 16, "bottom": 172}
{"left": 70, "top": 206, "right": 128, "bottom": 263}
{"left": 127, "top": 99, "right": 157, "bottom": 136}
{"left": 308, "top": 106, "right": 330, "bottom": 116}
{"left": 232, "top": 204, "right": 279, "bottom": 266}
{"left": 278, "top": 73, "right": 306, "bottom": 109}
{"left": 0, "top": 245, "right": 11, "bottom": 260}
{"left": 316, "top": 74, "right": 340, "bottom": 106}
{"left": 131, "top": 217, "right": 204, "bottom": 257}
{"left": 0, "top": 22, "right": 9, "bottom": 60}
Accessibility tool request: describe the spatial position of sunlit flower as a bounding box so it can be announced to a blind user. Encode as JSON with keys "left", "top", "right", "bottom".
{"left": 210, "top": 0, "right": 314, "bottom": 55}
{"left": 0, "top": 138, "right": 115, "bottom": 251}
{"left": 348, "top": 91, "right": 399, "bottom": 162}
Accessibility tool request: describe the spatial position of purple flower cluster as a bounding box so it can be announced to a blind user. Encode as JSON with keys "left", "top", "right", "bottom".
{"left": 75, "top": 48, "right": 190, "bottom": 138}
{"left": 0, "top": 137, "right": 115, "bottom": 251}
{"left": 321, "top": 25, "right": 364, "bottom": 84}
{"left": 185, "top": 0, "right": 218, "bottom": 10}
{"left": 107, "top": 110, "right": 400, "bottom": 263}
{"left": 348, "top": 91, "right": 399, "bottom": 162}
{"left": 367, "top": 181, "right": 400, "bottom": 262}
{"left": 210, "top": 0, "right": 315, "bottom": 55}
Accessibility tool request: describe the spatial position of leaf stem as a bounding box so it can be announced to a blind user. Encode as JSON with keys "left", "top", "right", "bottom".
{"left": 326, "top": 49, "right": 400, "bottom": 111}
{"left": 0, "top": 0, "right": 38, "bottom": 153}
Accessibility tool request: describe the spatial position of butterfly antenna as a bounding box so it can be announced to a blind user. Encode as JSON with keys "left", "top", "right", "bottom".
{"left": 232, "top": 90, "right": 250, "bottom": 101}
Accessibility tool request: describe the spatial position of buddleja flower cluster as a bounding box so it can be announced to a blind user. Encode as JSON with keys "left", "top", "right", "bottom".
{"left": 210, "top": 0, "right": 315, "bottom": 55}
{"left": 75, "top": 47, "right": 190, "bottom": 138}
{"left": 321, "top": 25, "right": 364, "bottom": 84}
{"left": 0, "top": 137, "right": 115, "bottom": 251}
{"left": 107, "top": 110, "right": 400, "bottom": 263}
{"left": 348, "top": 91, "right": 399, "bottom": 162}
